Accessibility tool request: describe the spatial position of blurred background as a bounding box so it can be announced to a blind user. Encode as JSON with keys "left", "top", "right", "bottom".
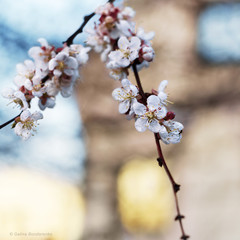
{"left": 1, "top": 0, "right": 240, "bottom": 240}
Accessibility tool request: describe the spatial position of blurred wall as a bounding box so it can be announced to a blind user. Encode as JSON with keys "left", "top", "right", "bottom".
{"left": 78, "top": 1, "right": 240, "bottom": 240}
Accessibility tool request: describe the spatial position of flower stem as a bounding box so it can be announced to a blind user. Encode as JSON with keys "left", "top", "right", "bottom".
{"left": 132, "top": 65, "right": 189, "bottom": 239}
{"left": 154, "top": 133, "right": 189, "bottom": 240}
{"left": 0, "top": 113, "right": 21, "bottom": 130}
{"left": 132, "top": 63, "right": 147, "bottom": 104}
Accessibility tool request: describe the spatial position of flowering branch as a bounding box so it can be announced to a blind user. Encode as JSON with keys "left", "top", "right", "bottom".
{"left": 131, "top": 62, "right": 189, "bottom": 239}
{"left": 1, "top": 2, "right": 190, "bottom": 239}
{"left": 154, "top": 133, "right": 189, "bottom": 240}
{"left": 0, "top": 113, "right": 21, "bottom": 130}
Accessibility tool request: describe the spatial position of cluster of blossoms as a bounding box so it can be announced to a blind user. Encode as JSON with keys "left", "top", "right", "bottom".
{"left": 2, "top": 38, "right": 90, "bottom": 140}
{"left": 86, "top": 2, "right": 155, "bottom": 80}
{"left": 1, "top": 1, "right": 183, "bottom": 144}
{"left": 88, "top": 2, "right": 183, "bottom": 144}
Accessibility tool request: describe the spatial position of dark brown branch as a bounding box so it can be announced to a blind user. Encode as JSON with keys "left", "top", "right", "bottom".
{"left": 64, "top": 0, "right": 116, "bottom": 46}
{"left": 0, "top": 112, "right": 21, "bottom": 130}
{"left": 64, "top": 12, "right": 96, "bottom": 46}
{"left": 132, "top": 63, "right": 147, "bottom": 104}
{"left": 132, "top": 62, "right": 189, "bottom": 239}
{"left": 154, "top": 133, "right": 189, "bottom": 240}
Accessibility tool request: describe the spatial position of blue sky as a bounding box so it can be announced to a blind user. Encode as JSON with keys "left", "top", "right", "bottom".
{"left": 0, "top": 0, "right": 112, "bottom": 183}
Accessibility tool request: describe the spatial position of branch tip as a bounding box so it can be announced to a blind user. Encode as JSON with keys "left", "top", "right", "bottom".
{"left": 156, "top": 157, "right": 163, "bottom": 167}
{"left": 181, "top": 235, "right": 190, "bottom": 240}
{"left": 174, "top": 183, "right": 181, "bottom": 193}
{"left": 175, "top": 214, "right": 185, "bottom": 221}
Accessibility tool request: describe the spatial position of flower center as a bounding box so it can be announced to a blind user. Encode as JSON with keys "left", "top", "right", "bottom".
{"left": 58, "top": 61, "right": 66, "bottom": 71}
{"left": 22, "top": 119, "right": 35, "bottom": 130}
{"left": 145, "top": 111, "right": 156, "bottom": 122}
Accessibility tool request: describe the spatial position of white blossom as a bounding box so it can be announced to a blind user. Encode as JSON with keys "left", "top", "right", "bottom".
{"left": 49, "top": 52, "right": 78, "bottom": 78}
{"left": 158, "top": 80, "right": 168, "bottom": 105}
{"left": 160, "top": 120, "right": 184, "bottom": 144}
{"left": 63, "top": 44, "right": 91, "bottom": 65}
{"left": 141, "top": 45, "right": 155, "bottom": 62}
{"left": 28, "top": 38, "right": 55, "bottom": 72}
{"left": 118, "top": 6, "right": 136, "bottom": 20}
{"left": 108, "top": 36, "right": 141, "bottom": 68}
{"left": 112, "top": 79, "right": 138, "bottom": 114}
{"left": 133, "top": 95, "right": 167, "bottom": 133}
{"left": 86, "top": 28, "right": 110, "bottom": 53}
{"left": 45, "top": 80, "right": 59, "bottom": 97}
{"left": 2, "top": 88, "right": 28, "bottom": 110}
{"left": 109, "top": 68, "right": 127, "bottom": 81}
{"left": 110, "top": 20, "right": 135, "bottom": 39}
{"left": 14, "top": 60, "right": 35, "bottom": 87}
{"left": 14, "top": 109, "right": 43, "bottom": 140}
{"left": 137, "top": 27, "right": 155, "bottom": 43}
{"left": 24, "top": 75, "right": 46, "bottom": 97}
{"left": 38, "top": 97, "right": 56, "bottom": 111}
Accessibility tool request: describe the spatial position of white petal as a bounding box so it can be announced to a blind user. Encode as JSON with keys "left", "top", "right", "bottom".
{"left": 56, "top": 52, "right": 68, "bottom": 61}
{"left": 116, "top": 20, "right": 133, "bottom": 37}
{"left": 121, "top": 79, "right": 131, "bottom": 90}
{"left": 130, "top": 84, "right": 139, "bottom": 96}
{"left": 53, "top": 69, "right": 62, "bottom": 77}
{"left": 119, "top": 100, "right": 130, "bottom": 114}
{"left": 38, "top": 38, "right": 49, "bottom": 47}
{"left": 156, "top": 106, "right": 167, "bottom": 119}
{"left": 28, "top": 47, "right": 42, "bottom": 59}
{"left": 14, "top": 75, "right": 26, "bottom": 87}
{"left": 61, "top": 86, "right": 72, "bottom": 97}
{"left": 21, "top": 129, "right": 31, "bottom": 140}
{"left": 13, "top": 91, "right": 25, "bottom": 99}
{"left": 20, "top": 109, "right": 31, "bottom": 121}
{"left": 64, "top": 69, "right": 74, "bottom": 76}
{"left": 14, "top": 122, "right": 23, "bottom": 136}
{"left": 129, "top": 50, "right": 139, "bottom": 62}
{"left": 148, "top": 119, "right": 161, "bottom": 133}
{"left": 108, "top": 50, "right": 123, "bottom": 61}
{"left": 1, "top": 88, "right": 15, "bottom": 98}
{"left": 24, "top": 60, "right": 35, "bottom": 71}
{"left": 135, "top": 117, "right": 148, "bottom": 132}
{"left": 49, "top": 59, "right": 58, "bottom": 70}
{"left": 159, "top": 125, "right": 168, "bottom": 138}
{"left": 112, "top": 88, "right": 126, "bottom": 101}
{"left": 24, "top": 79, "right": 33, "bottom": 90}
{"left": 147, "top": 95, "right": 160, "bottom": 111}
{"left": 158, "top": 80, "right": 168, "bottom": 92}
{"left": 118, "top": 58, "right": 130, "bottom": 68}
{"left": 106, "top": 60, "right": 120, "bottom": 69}
{"left": 133, "top": 102, "right": 146, "bottom": 115}
{"left": 129, "top": 37, "right": 141, "bottom": 50}
{"left": 32, "top": 76, "right": 41, "bottom": 85}
{"left": 118, "top": 37, "right": 129, "bottom": 50}
{"left": 46, "top": 98, "right": 56, "bottom": 108}
{"left": 158, "top": 92, "right": 167, "bottom": 103}
{"left": 32, "top": 111, "right": 43, "bottom": 120}
{"left": 65, "top": 57, "right": 78, "bottom": 69}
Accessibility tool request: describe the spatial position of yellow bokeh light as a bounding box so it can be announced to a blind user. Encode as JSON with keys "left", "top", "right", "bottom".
{"left": 117, "top": 158, "right": 174, "bottom": 233}
{"left": 0, "top": 167, "right": 85, "bottom": 240}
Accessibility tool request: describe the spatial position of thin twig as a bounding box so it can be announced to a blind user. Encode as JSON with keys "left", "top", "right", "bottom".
{"left": 132, "top": 63, "right": 189, "bottom": 240}
{"left": 154, "top": 133, "right": 189, "bottom": 240}
{"left": 132, "top": 63, "right": 147, "bottom": 104}
{"left": 0, "top": 113, "right": 21, "bottom": 130}
{"left": 64, "top": 12, "right": 96, "bottom": 46}
{"left": 64, "top": 0, "right": 116, "bottom": 46}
